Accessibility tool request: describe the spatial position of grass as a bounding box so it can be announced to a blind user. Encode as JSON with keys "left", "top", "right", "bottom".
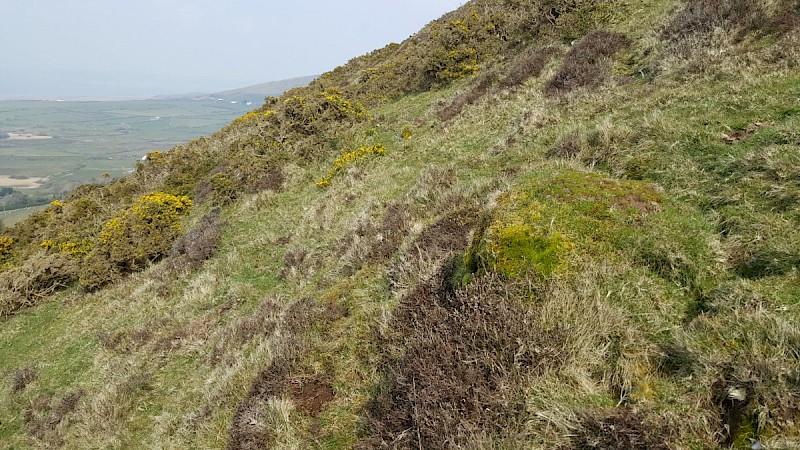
{"left": 0, "top": 0, "right": 799, "bottom": 447}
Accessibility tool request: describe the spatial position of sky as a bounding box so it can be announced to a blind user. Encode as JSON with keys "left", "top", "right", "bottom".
{"left": 0, "top": 1, "right": 465, "bottom": 99}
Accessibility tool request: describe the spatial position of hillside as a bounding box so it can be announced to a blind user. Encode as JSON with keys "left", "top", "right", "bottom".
{"left": 1, "top": 0, "right": 799, "bottom": 448}
{"left": 214, "top": 76, "right": 319, "bottom": 100}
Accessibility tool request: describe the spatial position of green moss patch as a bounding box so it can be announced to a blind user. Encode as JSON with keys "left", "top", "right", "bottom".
{"left": 474, "top": 169, "right": 720, "bottom": 294}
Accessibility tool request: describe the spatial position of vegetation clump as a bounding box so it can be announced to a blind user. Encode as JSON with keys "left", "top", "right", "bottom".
{"left": 363, "top": 272, "right": 562, "bottom": 448}
{"left": 544, "top": 29, "right": 630, "bottom": 96}
{"left": 0, "top": 236, "right": 13, "bottom": 263}
{"left": 79, "top": 192, "right": 192, "bottom": 289}
{"left": 472, "top": 170, "right": 721, "bottom": 296}
{"left": 316, "top": 144, "right": 386, "bottom": 187}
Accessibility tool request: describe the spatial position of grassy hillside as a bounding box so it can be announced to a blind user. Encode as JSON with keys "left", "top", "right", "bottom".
{"left": 1, "top": 0, "right": 799, "bottom": 448}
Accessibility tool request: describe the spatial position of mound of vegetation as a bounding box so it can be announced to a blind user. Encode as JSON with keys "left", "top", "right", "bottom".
{"left": 1, "top": 0, "right": 798, "bottom": 448}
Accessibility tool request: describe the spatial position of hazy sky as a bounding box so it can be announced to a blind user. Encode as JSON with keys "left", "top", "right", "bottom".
{"left": 0, "top": 1, "right": 465, "bottom": 99}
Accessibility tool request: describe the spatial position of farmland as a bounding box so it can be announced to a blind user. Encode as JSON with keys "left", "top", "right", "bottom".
{"left": 0, "top": 98, "right": 252, "bottom": 222}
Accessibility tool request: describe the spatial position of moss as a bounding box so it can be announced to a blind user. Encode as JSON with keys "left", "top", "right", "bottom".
{"left": 473, "top": 170, "right": 721, "bottom": 297}
{"left": 480, "top": 218, "right": 573, "bottom": 278}
{"left": 475, "top": 170, "right": 663, "bottom": 278}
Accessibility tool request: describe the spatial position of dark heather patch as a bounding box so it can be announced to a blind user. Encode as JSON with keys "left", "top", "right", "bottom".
{"left": 359, "top": 272, "right": 564, "bottom": 448}
{"left": 227, "top": 298, "right": 333, "bottom": 450}
{"left": 569, "top": 407, "right": 673, "bottom": 450}
{"left": 500, "top": 46, "right": 559, "bottom": 89}
{"left": 544, "top": 29, "right": 630, "bottom": 96}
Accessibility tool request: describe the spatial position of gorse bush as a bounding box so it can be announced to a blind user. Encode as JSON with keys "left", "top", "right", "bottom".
{"left": 98, "top": 192, "right": 191, "bottom": 263}
{"left": 79, "top": 192, "right": 192, "bottom": 290}
{"left": 0, "top": 236, "right": 13, "bottom": 262}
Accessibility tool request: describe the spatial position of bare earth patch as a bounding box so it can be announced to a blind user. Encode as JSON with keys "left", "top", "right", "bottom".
{"left": 7, "top": 133, "right": 53, "bottom": 141}
{"left": 0, "top": 175, "right": 46, "bottom": 188}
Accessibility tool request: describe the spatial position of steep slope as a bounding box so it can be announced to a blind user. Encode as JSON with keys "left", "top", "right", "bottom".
{"left": 1, "top": 0, "right": 799, "bottom": 448}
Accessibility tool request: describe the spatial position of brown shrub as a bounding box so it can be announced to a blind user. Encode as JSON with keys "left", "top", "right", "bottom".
{"left": 360, "top": 271, "right": 563, "bottom": 448}
{"left": 437, "top": 73, "right": 497, "bottom": 122}
{"left": 544, "top": 29, "right": 630, "bottom": 96}
{"left": 252, "top": 166, "right": 285, "bottom": 192}
{"left": 663, "top": 0, "right": 799, "bottom": 44}
{"left": 0, "top": 253, "right": 78, "bottom": 316}
{"left": 500, "top": 46, "right": 559, "bottom": 89}
{"left": 569, "top": 407, "right": 673, "bottom": 449}
{"left": 170, "top": 208, "right": 224, "bottom": 271}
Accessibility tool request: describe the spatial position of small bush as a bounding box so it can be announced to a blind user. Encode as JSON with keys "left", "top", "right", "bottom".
{"left": 170, "top": 208, "right": 224, "bottom": 271}
{"left": 0, "top": 253, "right": 78, "bottom": 315}
{"left": 544, "top": 29, "right": 630, "bottom": 96}
{"left": 499, "top": 46, "right": 559, "bottom": 89}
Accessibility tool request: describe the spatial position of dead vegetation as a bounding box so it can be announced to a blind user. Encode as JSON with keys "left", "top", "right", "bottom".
{"left": 11, "top": 367, "right": 38, "bottom": 393}
{"left": 544, "top": 29, "right": 630, "bottom": 96}
{"left": 227, "top": 298, "right": 344, "bottom": 449}
{"left": 360, "top": 271, "right": 564, "bottom": 448}
{"left": 24, "top": 390, "right": 85, "bottom": 447}
{"left": 0, "top": 253, "right": 78, "bottom": 316}
{"left": 170, "top": 207, "right": 224, "bottom": 271}
{"left": 568, "top": 407, "right": 673, "bottom": 450}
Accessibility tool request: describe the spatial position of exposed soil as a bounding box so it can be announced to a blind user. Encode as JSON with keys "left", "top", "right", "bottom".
{"left": 290, "top": 376, "right": 335, "bottom": 416}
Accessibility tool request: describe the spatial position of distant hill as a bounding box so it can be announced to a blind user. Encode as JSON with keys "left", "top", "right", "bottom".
{"left": 151, "top": 75, "right": 316, "bottom": 101}
{"left": 214, "top": 75, "right": 317, "bottom": 99}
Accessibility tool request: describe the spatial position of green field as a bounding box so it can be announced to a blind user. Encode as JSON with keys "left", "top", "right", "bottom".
{"left": 0, "top": 98, "right": 252, "bottom": 221}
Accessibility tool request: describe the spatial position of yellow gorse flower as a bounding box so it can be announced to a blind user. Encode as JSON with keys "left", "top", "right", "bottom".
{"left": 316, "top": 144, "right": 386, "bottom": 188}
{"left": 0, "top": 236, "right": 13, "bottom": 258}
